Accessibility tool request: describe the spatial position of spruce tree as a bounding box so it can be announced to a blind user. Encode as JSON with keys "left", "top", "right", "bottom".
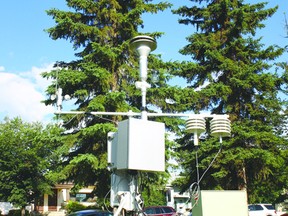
{"left": 173, "top": 0, "right": 288, "bottom": 203}
{"left": 42, "top": 0, "right": 189, "bottom": 204}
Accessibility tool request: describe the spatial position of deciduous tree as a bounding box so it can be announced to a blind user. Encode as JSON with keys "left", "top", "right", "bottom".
{"left": 0, "top": 117, "right": 65, "bottom": 210}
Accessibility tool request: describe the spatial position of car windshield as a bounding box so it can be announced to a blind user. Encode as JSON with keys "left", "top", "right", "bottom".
{"left": 145, "top": 208, "right": 156, "bottom": 214}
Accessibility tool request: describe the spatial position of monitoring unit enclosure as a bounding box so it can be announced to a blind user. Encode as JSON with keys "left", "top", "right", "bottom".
{"left": 192, "top": 190, "right": 248, "bottom": 216}
{"left": 108, "top": 118, "right": 165, "bottom": 172}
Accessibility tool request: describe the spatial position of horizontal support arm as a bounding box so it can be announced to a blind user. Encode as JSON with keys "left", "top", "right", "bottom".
{"left": 54, "top": 110, "right": 229, "bottom": 119}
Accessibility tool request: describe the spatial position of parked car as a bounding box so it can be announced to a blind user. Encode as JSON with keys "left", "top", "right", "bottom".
{"left": 68, "top": 209, "right": 113, "bottom": 216}
{"left": 144, "top": 206, "right": 177, "bottom": 216}
{"left": 248, "top": 204, "right": 277, "bottom": 216}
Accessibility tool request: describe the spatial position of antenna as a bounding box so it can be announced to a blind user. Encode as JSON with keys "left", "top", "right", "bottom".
{"left": 284, "top": 13, "right": 288, "bottom": 38}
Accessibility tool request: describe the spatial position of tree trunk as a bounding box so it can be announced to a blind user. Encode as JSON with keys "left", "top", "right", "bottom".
{"left": 238, "top": 163, "right": 247, "bottom": 191}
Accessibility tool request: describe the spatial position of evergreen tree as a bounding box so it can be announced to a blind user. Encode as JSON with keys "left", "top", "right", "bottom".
{"left": 42, "top": 0, "right": 190, "bottom": 204}
{"left": 173, "top": 0, "right": 288, "bottom": 203}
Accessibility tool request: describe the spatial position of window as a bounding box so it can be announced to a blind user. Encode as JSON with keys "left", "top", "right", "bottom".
{"left": 162, "top": 207, "right": 173, "bottom": 213}
{"left": 76, "top": 194, "right": 87, "bottom": 202}
{"left": 264, "top": 205, "right": 275, "bottom": 210}
{"left": 254, "top": 205, "right": 264, "bottom": 211}
{"left": 155, "top": 207, "right": 162, "bottom": 214}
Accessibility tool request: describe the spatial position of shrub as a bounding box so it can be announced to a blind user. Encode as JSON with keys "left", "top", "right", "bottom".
{"left": 7, "top": 209, "right": 29, "bottom": 216}
{"left": 65, "top": 201, "right": 86, "bottom": 214}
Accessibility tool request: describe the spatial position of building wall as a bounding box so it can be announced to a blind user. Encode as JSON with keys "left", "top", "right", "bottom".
{"left": 166, "top": 187, "right": 192, "bottom": 213}
{"left": 40, "top": 186, "right": 72, "bottom": 213}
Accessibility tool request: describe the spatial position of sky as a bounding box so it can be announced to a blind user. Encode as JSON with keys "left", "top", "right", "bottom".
{"left": 0, "top": 0, "right": 288, "bottom": 123}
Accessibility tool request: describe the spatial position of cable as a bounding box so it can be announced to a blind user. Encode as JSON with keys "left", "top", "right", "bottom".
{"left": 198, "top": 142, "right": 222, "bottom": 183}
{"left": 103, "top": 188, "right": 112, "bottom": 213}
{"left": 195, "top": 150, "right": 199, "bottom": 183}
{"left": 188, "top": 142, "right": 223, "bottom": 208}
{"left": 189, "top": 182, "right": 200, "bottom": 209}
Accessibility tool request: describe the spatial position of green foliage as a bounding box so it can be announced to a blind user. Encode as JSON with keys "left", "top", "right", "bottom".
{"left": 172, "top": 0, "right": 288, "bottom": 204}
{"left": 141, "top": 188, "right": 166, "bottom": 206}
{"left": 65, "top": 200, "right": 105, "bottom": 214}
{"left": 65, "top": 201, "right": 87, "bottom": 214}
{"left": 0, "top": 117, "right": 65, "bottom": 207}
{"left": 139, "top": 170, "right": 170, "bottom": 206}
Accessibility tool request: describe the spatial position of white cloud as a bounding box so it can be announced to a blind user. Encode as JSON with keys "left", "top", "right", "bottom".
{"left": 0, "top": 66, "right": 4, "bottom": 71}
{"left": 0, "top": 64, "right": 55, "bottom": 122}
